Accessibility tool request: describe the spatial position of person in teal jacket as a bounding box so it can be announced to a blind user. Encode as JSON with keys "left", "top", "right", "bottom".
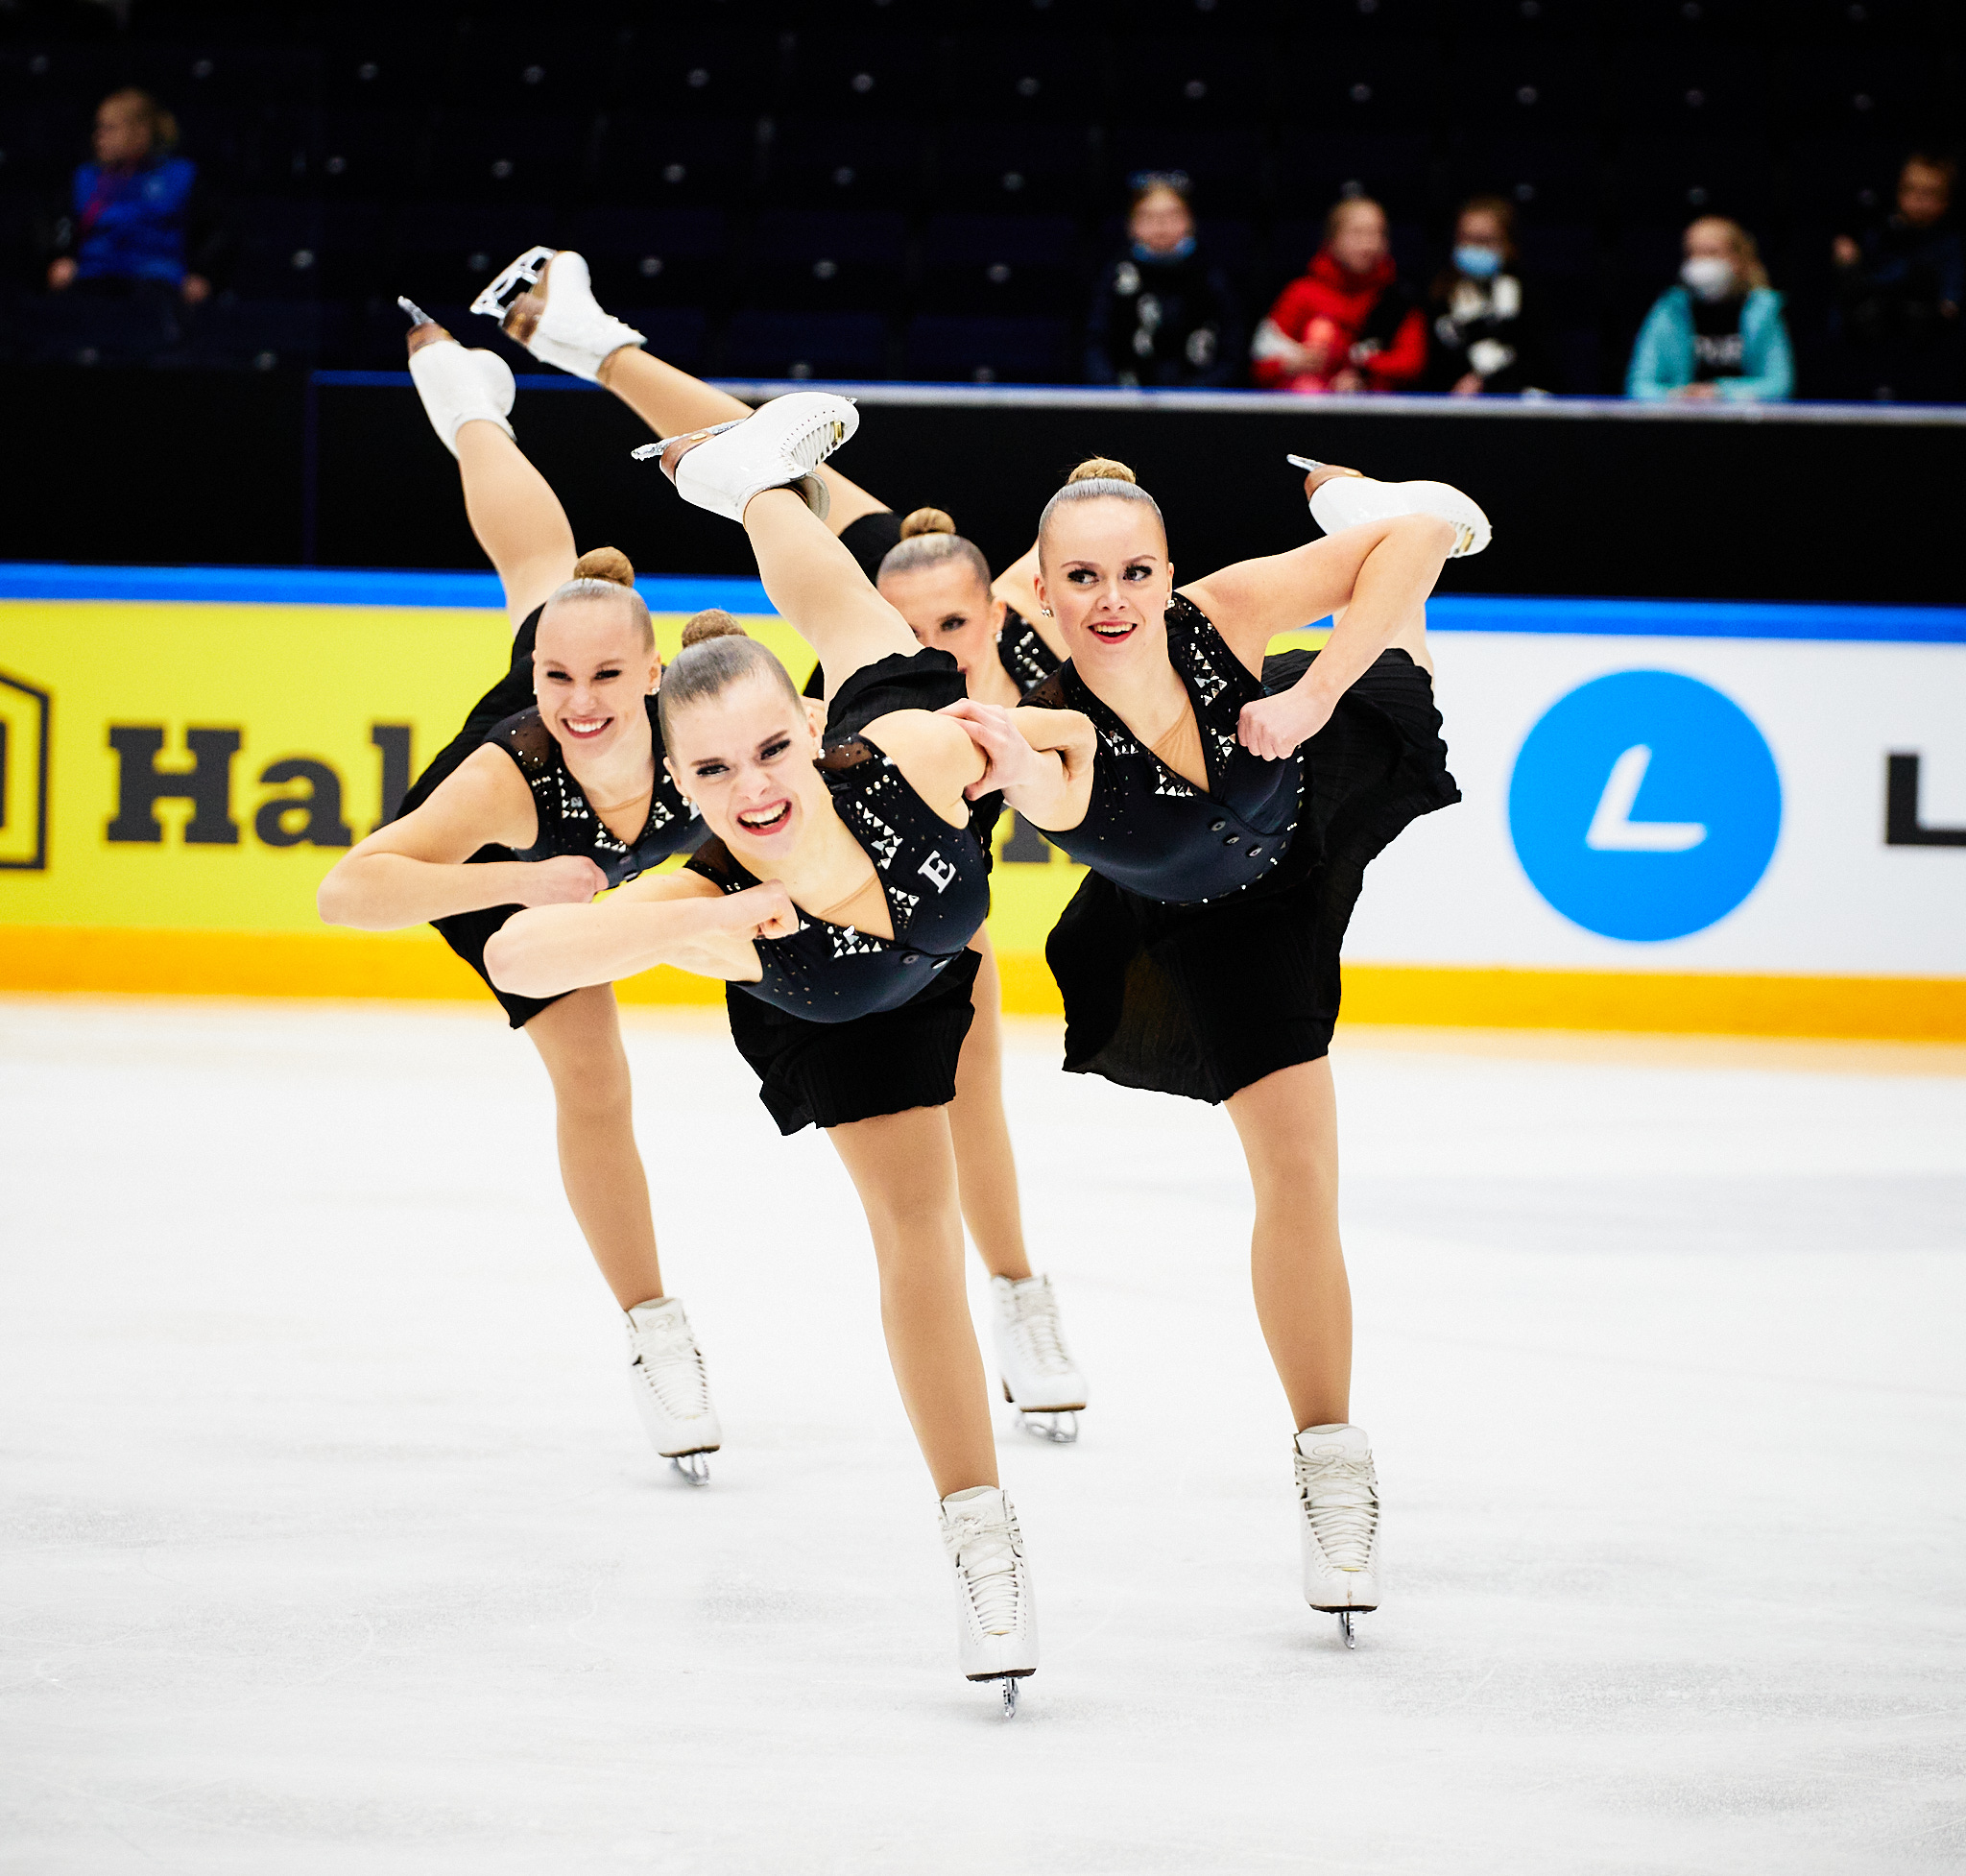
{"left": 1626, "top": 217, "right": 1794, "bottom": 402}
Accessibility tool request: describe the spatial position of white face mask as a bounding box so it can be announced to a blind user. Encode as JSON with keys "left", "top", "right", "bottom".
{"left": 1681, "top": 254, "right": 1737, "bottom": 301}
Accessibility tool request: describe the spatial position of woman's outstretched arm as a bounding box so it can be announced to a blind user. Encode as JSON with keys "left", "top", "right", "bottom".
{"left": 1183, "top": 512, "right": 1455, "bottom": 760}
{"left": 485, "top": 870, "right": 796, "bottom": 999}
{"left": 317, "top": 746, "right": 595, "bottom": 930}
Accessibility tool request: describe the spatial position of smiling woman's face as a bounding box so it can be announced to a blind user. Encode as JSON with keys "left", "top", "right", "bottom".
{"left": 1036, "top": 498, "right": 1174, "bottom": 670}
{"left": 533, "top": 596, "right": 660, "bottom": 761}
{"left": 661, "top": 672, "right": 826, "bottom": 855}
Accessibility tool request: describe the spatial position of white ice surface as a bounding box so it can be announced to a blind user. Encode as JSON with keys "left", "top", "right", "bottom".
{"left": 2, "top": 998, "right": 1963, "bottom": 1876}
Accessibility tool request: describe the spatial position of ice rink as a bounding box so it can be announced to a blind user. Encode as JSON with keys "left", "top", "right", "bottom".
{"left": 3, "top": 994, "right": 1963, "bottom": 1875}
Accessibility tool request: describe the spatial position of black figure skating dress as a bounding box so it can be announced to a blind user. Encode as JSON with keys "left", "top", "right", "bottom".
{"left": 689, "top": 647, "right": 993, "bottom": 1134}
{"left": 1024, "top": 592, "right": 1458, "bottom": 1103}
{"left": 396, "top": 603, "right": 705, "bottom": 1027}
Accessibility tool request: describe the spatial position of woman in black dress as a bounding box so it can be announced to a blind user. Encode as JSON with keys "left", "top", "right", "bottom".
{"left": 318, "top": 303, "right": 745, "bottom": 1479}
{"left": 486, "top": 394, "right": 1069, "bottom": 1705}
{"left": 947, "top": 454, "right": 1482, "bottom": 1644}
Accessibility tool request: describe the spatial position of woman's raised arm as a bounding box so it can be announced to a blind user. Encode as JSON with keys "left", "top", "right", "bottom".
{"left": 316, "top": 745, "right": 586, "bottom": 931}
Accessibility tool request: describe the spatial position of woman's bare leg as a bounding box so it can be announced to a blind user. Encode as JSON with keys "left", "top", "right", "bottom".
{"left": 949, "top": 932, "right": 1032, "bottom": 1281}
{"left": 523, "top": 985, "right": 665, "bottom": 1311}
{"left": 827, "top": 1105, "right": 999, "bottom": 1497}
{"left": 1224, "top": 1057, "right": 1352, "bottom": 1431}
{"left": 455, "top": 420, "right": 579, "bottom": 630}
{"left": 598, "top": 347, "right": 888, "bottom": 537}
{"left": 740, "top": 487, "right": 918, "bottom": 687}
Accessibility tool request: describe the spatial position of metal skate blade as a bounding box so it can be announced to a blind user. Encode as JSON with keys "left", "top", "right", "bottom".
{"left": 999, "top": 1676, "right": 1019, "bottom": 1719}
{"left": 469, "top": 244, "right": 555, "bottom": 321}
{"left": 397, "top": 296, "right": 437, "bottom": 328}
{"left": 1285, "top": 453, "right": 1327, "bottom": 472}
{"left": 1337, "top": 1611, "right": 1356, "bottom": 1648}
{"left": 668, "top": 1453, "right": 712, "bottom": 1487}
{"left": 1016, "top": 1409, "right": 1079, "bottom": 1445}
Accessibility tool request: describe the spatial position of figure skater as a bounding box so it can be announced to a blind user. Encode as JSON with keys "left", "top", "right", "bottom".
{"left": 317, "top": 303, "right": 730, "bottom": 1479}
{"left": 473, "top": 246, "right": 1088, "bottom": 1441}
{"left": 946, "top": 452, "right": 1486, "bottom": 1645}
{"left": 484, "top": 393, "right": 1079, "bottom": 1710}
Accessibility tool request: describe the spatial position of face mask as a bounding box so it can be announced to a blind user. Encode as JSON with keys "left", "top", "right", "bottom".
{"left": 1134, "top": 235, "right": 1196, "bottom": 264}
{"left": 1453, "top": 244, "right": 1503, "bottom": 279}
{"left": 1681, "top": 255, "right": 1736, "bottom": 301}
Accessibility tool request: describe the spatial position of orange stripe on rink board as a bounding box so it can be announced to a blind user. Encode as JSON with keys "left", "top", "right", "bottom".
{"left": 0, "top": 926, "right": 1960, "bottom": 1041}
{"left": 1338, "top": 964, "right": 1966, "bottom": 1043}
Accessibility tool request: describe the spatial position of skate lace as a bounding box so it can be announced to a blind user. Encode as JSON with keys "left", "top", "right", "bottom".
{"left": 943, "top": 1512, "right": 1025, "bottom": 1636}
{"left": 1295, "top": 1454, "right": 1379, "bottom": 1572}
{"left": 1008, "top": 1286, "right": 1075, "bottom": 1378}
{"left": 632, "top": 1319, "right": 711, "bottom": 1423}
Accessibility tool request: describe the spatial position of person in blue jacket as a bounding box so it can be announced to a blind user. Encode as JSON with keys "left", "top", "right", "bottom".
{"left": 1626, "top": 216, "right": 1793, "bottom": 403}
{"left": 46, "top": 89, "right": 219, "bottom": 306}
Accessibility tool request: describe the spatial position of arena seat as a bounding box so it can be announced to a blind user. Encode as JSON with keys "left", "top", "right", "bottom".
{"left": 919, "top": 213, "right": 1081, "bottom": 316}
{"left": 566, "top": 207, "right": 731, "bottom": 309}
{"left": 594, "top": 114, "right": 756, "bottom": 208}
{"left": 609, "top": 26, "right": 779, "bottom": 118}
{"left": 937, "top": 123, "right": 1098, "bottom": 214}
{"left": 743, "top": 208, "right": 908, "bottom": 312}
{"left": 425, "top": 109, "right": 592, "bottom": 203}
{"left": 761, "top": 119, "right": 930, "bottom": 211}
{"left": 721, "top": 308, "right": 891, "bottom": 379}
{"left": 1274, "top": 131, "right": 1432, "bottom": 223}
{"left": 903, "top": 314, "right": 1070, "bottom": 385}
{"left": 940, "top": 34, "right": 1101, "bottom": 122}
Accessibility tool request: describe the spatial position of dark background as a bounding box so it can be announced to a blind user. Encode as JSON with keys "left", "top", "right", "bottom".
{"left": 5, "top": 362, "right": 1961, "bottom": 605}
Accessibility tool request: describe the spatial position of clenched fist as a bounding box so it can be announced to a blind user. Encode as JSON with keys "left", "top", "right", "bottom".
{"left": 520, "top": 854, "right": 610, "bottom": 906}
{"left": 1237, "top": 685, "right": 1335, "bottom": 762}
{"left": 719, "top": 879, "right": 802, "bottom": 944}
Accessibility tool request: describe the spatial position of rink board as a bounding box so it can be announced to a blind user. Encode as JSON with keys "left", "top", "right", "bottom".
{"left": 0, "top": 567, "right": 1962, "bottom": 1037}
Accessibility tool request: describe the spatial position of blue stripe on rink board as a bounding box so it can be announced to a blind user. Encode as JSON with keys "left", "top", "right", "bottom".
{"left": 0, "top": 563, "right": 775, "bottom": 615}
{"left": 1, "top": 564, "right": 1963, "bottom": 642}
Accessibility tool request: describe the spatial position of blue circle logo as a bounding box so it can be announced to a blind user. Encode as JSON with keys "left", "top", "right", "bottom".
{"left": 1507, "top": 671, "right": 1782, "bottom": 942}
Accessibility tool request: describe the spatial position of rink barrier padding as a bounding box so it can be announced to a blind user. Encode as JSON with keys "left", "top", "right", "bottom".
{"left": 3, "top": 925, "right": 1963, "bottom": 1041}
{"left": 3, "top": 571, "right": 1962, "bottom": 1038}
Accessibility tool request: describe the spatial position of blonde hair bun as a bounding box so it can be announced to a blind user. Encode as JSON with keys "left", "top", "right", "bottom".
{"left": 570, "top": 545, "right": 635, "bottom": 588}
{"left": 681, "top": 608, "right": 747, "bottom": 648}
{"left": 1067, "top": 457, "right": 1137, "bottom": 485}
{"left": 899, "top": 506, "right": 957, "bottom": 539}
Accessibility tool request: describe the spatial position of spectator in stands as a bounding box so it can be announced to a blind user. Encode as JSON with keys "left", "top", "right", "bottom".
{"left": 1084, "top": 173, "right": 1244, "bottom": 388}
{"left": 1251, "top": 196, "right": 1425, "bottom": 395}
{"left": 45, "top": 89, "right": 220, "bottom": 308}
{"left": 1422, "top": 196, "right": 1550, "bottom": 397}
{"left": 1625, "top": 216, "right": 1792, "bottom": 402}
{"left": 1828, "top": 153, "right": 1963, "bottom": 402}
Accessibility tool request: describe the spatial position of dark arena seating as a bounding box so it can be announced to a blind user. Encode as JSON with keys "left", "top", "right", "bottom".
{"left": 2, "top": 0, "right": 1961, "bottom": 393}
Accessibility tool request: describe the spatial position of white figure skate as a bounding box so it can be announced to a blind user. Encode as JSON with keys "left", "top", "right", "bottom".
{"left": 400, "top": 298, "right": 515, "bottom": 455}
{"left": 624, "top": 1297, "right": 722, "bottom": 1485}
{"left": 472, "top": 246, "right": 645, "bottom": 381}
{"left": 990, "top": 1274, "right": 1088, "bottom": 1444}
{"left": 1295, "top": 1422, "right": 1381, "bottom": 1647}
{"left": 1288, "top": 453, "right": 1491, "bottom": 558}
{"left": 939, "top": 1485, "right": 1038, "bottom": 1717}
{"left": 634, "top": 390, "right": 855, "bottom": 524}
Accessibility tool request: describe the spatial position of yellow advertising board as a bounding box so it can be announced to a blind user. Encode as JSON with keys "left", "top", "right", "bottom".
{"left": 0, "top": 573, "right": 1084, "bottom": 1011}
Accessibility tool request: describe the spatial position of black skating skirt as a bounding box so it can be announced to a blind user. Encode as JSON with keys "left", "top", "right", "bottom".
{"left": 724, "top": 646, "right": 983, "bottom": 1134}
{"left": 1046, "top": 648, "right": 1459, "bottom": 1105}
{"left": 396, "top": 608, "right": 561, "bottom": 1030}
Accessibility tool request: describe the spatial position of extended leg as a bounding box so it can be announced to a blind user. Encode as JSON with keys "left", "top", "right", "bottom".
{"left": 949, "top": 931, "right": 1032, "bottom": 1282}
{"left": 599, "top": 347, "right": 887, "bottom": 537}
{"left": 741, "top": 487, "right": 918, "bottom": 690}
{"left": 1224, "top": 1057, "right": 1351, "bottom": 1429}
{"left": 523, "top": 985, "right": 664, "bottom": 1309}
{"left": 454, "top": 422, "right": 578, "bottom": 630}
{"left": 827, "top": 1105, "right": 997, "bottom": 1498}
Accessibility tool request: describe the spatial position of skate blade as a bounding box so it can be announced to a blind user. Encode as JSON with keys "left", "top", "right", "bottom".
{"left": 999, "top": 1676, "right": 1019, "bottom": 1718}
{"left": 668, "top": 1452, "right": 712, "bottom": 1486}
{"left": 1337, "top": 1610, "right": 1355, "bottom": 1648}
{"left": 1284, "top": 452, "right": 1327, "bottom": 472}
{"left": 1015, "top": 1408, "right": 1081, "bottom": 1445}
{"left": 470, "top": 245, "right": 556, "bottom": 321}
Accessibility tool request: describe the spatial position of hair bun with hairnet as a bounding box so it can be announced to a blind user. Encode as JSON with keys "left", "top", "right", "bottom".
{"left": 681, "top": 609, "right": 748, "bottom": 648}
{"left": 899, "top": 506, "right": 958, "bottom": 539}
{"left": 570, "top": 545, "right": 635, "bottom": 588}
{"left": 1067, "top": 457, "right": 1137, "bottom": 486}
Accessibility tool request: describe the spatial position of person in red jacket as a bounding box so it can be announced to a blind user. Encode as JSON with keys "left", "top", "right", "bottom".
{"left": 1253, "top": 197, "right": 1427, "bottom": 394}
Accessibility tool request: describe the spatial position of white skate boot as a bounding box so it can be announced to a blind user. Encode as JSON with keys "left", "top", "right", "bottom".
{"left": 1289, "top": 454, "right": 1491, "bottom": 558}
{"left": 634, "top": 390, "right": 856, "bottom": 524}
{"left": 401, "top": 298, "right": 515, "bottom": 456}
{"left": 939, "top": 1484, "right": 1039, "bottom": 1716}
{"left": 624, "top": 1297, "right": 722, "bottom": 1485}
{"left": 990, "top": 1274, "right": 1088, "bottom": 1444}
{"left": 472, "top": 246, "right": 646, "bottom": 382}
{"left": 1295, "top": 1422, "right": 1381, "bottom": 1646}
